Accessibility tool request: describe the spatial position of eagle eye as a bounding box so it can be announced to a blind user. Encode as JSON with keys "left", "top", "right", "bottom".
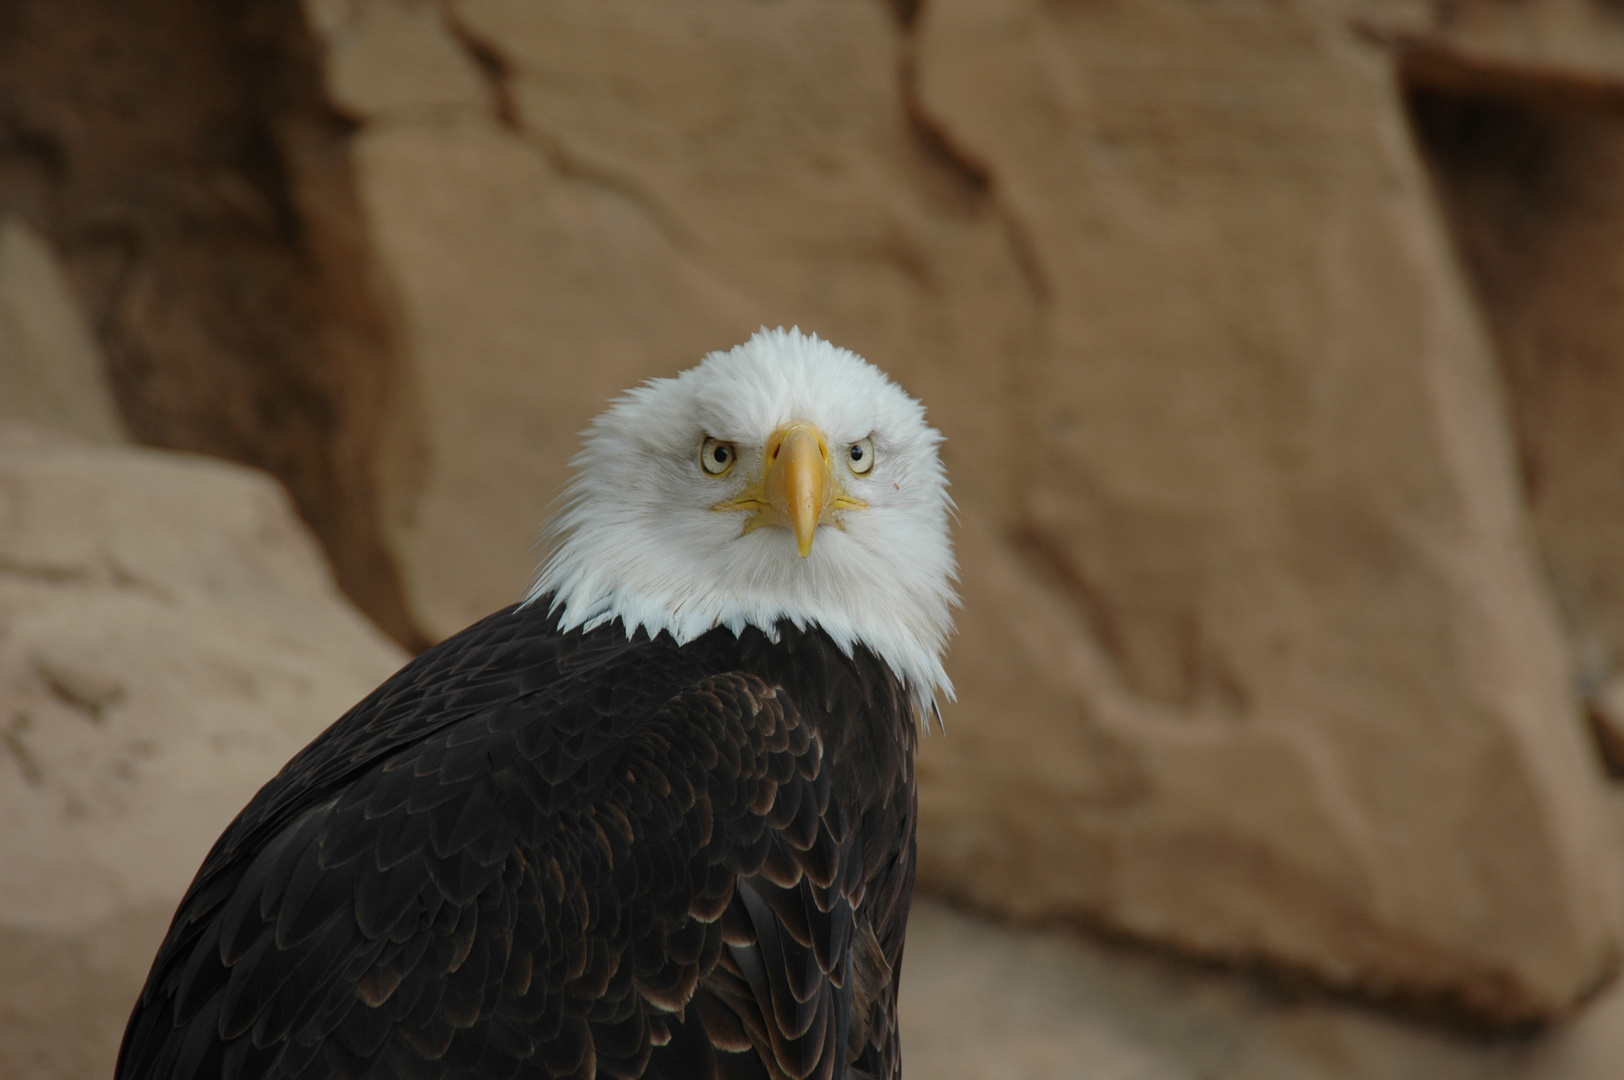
{"left": 700, "top": 437, "right": 736, "bottom": 476}
{"left": 847, "top": 436, "right": 875, "bottom": 475}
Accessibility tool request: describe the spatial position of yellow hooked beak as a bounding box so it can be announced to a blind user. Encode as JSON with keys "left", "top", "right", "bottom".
{"left": 711, "top": 422, "right": 867, "bottom": 557}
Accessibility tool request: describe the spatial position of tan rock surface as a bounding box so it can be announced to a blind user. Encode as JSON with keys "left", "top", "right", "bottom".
{"left": 908, "top": 0, "right": 1623, "bottom": 1021}
{"left": 314, "top": 0, "right": 1033, "bottom": 637}
{"left": 901, "top": 897, "right": 1624, "bottom": 1080}
{"left": 1353, "top": 0, "right": 1624, "bottom": 80}
{"left": 0, "top": 425, "right": 408, "bottom": 1080}
{"left": 0, "top": 217, "right": 125, "bottom": 443}
{"left": 302, "top": 0, "right": 1624, "bottom": 1021}
{"left": 0, "top": 0, "right": 426, "bottom": 648}
{"left": 1404, "top": 54, "right": 1624, "bottom": 731}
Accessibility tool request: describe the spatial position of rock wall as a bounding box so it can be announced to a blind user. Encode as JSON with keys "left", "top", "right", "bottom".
{"left": 0, "top": 0, "right": 424, "bottom": 647}
{"left": 304, "top": 0, "right": 1036, "bottom": 637}
{"left": 0, "top": 425, "right": 407, "bottom": 1079}
{"left": 1406, "top": 56, "right": 1624, "bottom": 752}
{"left": 910, "top": 0, "right": 1624, "bottom": 1020}
{"left": 295, "top": 0, "right": 1624, "bottom": 1021}
{"left": 0, "top": 218, "right": 125, "bottom": 442}
{"left": 6, "top": 0, "right": 1624, "bottom": 1030}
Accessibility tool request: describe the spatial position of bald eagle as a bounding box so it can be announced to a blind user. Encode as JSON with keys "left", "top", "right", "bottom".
{"left": 117, "top": 329, "right": 957, "bottom": 1080}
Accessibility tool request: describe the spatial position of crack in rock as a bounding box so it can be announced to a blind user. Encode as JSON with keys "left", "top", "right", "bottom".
{"left": 33, "top": 660, "right": 125, "bottom": 724}
{"left": 891, "top": 0, "right": 1052, "bottom": 309}
{"left": 3, "top": 712, "right": 44, "bottom": 786}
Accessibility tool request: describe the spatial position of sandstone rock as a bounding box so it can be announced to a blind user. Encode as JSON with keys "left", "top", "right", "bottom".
{"left": 909, "top": 0, "right": 1621, "bottom": 1020}
{"left": 0, "top": 425, "right": 408, "bottom": 1080}
{"left": 307, "top": 0, "right": 487, "bottom": 118}
{"left": 0, "top": 217, "right": 125, "bottom": 443}
{"left": 1588, "top": 676, "right": 1624, "bottom": 778}
{"left": 3, "top": 0, "right": 1620, "bottom": 1048}
{"left": 314, "top": 0, "right": 1036, "bottom": 637}
{"left": 900, "top": 898, "right": 1624, "bottom": 1080}
{"left": 0, "top": 0, "right": 424, "bottom": 649}
{"left": 299, "top": 0, "right": 1624, "bottom": 1022}
{"left": 1403, "top": 48, "right": 1624, "bottom": 738}
{"left": 1353, "top": 0, "right": 1624, "bottom": 82}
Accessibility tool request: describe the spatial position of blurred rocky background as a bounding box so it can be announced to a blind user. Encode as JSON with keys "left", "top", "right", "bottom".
{"left": 5, "top": 0, "right": 1624, "bottom": 1076}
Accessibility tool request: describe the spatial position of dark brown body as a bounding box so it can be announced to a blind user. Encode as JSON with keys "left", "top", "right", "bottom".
{"left": 117, "top": 601, "right": 918, "bottom": 1080}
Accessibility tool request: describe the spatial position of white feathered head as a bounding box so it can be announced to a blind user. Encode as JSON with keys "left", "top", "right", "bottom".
{"left": 528, "top": 327, "right": 957, "bottom": 707}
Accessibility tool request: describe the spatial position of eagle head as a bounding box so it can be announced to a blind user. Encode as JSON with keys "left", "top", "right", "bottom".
{"left": 527, "top": 327, "right": 957, "bottom": 710}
